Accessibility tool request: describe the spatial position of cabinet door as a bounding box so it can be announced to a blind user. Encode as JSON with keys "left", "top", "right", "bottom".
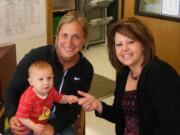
{"left": 46, "top": 0, "right": 53, "bottom": 44}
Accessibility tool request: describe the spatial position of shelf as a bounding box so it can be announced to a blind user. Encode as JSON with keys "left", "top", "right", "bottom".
{"left": 87, "top": 0, "right": 113, "bottom": 9}
{"left": 53, "top": 7, "right": 75, "bottom": 13}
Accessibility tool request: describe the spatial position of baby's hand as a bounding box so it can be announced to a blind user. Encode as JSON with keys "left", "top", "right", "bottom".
{"left": 33, "top": 124, "right": 45, "bottom": 135}
{"left": 68, "top": 95, "right": 78, "bottom": 104}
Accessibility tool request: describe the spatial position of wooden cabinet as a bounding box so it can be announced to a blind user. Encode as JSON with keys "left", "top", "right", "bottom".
{"left": 0, "top": 44, "right": 16, "bottom": 133}
{"left": 46, "top": 0, "right": 75, "bottom": 44}
{"left": 0, "top": 44, "right": 16, "bottom": 101}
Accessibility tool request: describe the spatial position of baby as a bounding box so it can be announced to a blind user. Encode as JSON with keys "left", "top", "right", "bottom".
{"left": 16, "top": 60, "right": 78, "bottom": 135}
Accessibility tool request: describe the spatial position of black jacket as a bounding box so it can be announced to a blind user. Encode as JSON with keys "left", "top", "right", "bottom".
{"left": 96, "top": 57, "right": 180, "bottom": 135}
{"left": 4, "top": 45, "right": 94, "bottom": 132}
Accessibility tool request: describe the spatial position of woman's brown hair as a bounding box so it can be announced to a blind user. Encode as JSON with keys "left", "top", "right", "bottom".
{"left": 107, "top": 17, "right": 155, "bottom": 71}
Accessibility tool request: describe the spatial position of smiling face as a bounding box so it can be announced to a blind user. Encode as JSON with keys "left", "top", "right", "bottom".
{"left": 56, "top": 20, "right": 86, "bottom": 62}
{"left": 28, "top": 68, "right": 54, "bottom": 97}
{"left": 114, "top": 32, "right": 144, "bottom": 69}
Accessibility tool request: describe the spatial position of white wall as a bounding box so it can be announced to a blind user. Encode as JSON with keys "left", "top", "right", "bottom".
{"left": 0, "top": 0, "right": 47, "bottom": 63}
{"left": 15, "top": 35, "right": 47, "bottom": 63}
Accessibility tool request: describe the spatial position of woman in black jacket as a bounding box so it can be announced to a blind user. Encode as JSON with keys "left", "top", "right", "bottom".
{"left": 78, "top": 17, "right": 180, "bottom": 135}
{"left": 4, "top": 11, "right": 94, "bottom": 135}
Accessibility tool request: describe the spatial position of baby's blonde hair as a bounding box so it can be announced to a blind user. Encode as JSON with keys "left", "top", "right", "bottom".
{"left": 28, "top": 61, "right": 53, "bottom": 77}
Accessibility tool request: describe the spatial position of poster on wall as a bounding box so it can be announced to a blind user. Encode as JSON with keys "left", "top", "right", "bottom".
{"left": 135, "top": 0, "right": 180, "bottom": 21}
{"left": 0, "top": 0, "right": 46, "bottom": 46}
{"left": 161, "top": 0, "right": 180, "bottom": 17}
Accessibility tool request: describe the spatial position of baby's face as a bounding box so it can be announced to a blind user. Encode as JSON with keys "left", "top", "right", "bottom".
{"left": 28, "top": 68, "right": 54, "bottom": 96}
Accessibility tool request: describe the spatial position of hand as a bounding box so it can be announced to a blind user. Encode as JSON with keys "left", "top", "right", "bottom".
{"left": 67, "top": 95, "right": 79, "bottom": 104}
{"left": 33, "top": 124, "right": 45, "bottom": 135}
{"left": 41, "top": 124, "right": 54, "bottom": 135}
{"left": 9, "top": 116, "right": 30, "bottom": 135}
{"left": 78, "top": 91, "right": 102, "bottom": 113}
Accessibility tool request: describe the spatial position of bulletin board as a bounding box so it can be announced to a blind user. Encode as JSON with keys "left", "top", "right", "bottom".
{"left": 135, "top": 0, "right": 180, "bottom": 22}
{"left": 0, "top": 0, "right": 46, "bottom": 45}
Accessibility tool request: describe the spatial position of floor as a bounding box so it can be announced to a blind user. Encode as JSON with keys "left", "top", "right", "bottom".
{"left": 82, "top": 44, "right": 116, "bottom": 135}
{"left": 82, "top": 44, "right": 116, "bottom": 81}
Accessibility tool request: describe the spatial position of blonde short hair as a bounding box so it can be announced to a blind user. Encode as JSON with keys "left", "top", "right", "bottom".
{"left": 28, "top": 61, "right": 53, "bottom": 77}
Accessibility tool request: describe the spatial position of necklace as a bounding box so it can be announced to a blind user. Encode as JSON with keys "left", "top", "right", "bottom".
{"left": 130, "top": 71, "right": 139, "bottom": 80}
